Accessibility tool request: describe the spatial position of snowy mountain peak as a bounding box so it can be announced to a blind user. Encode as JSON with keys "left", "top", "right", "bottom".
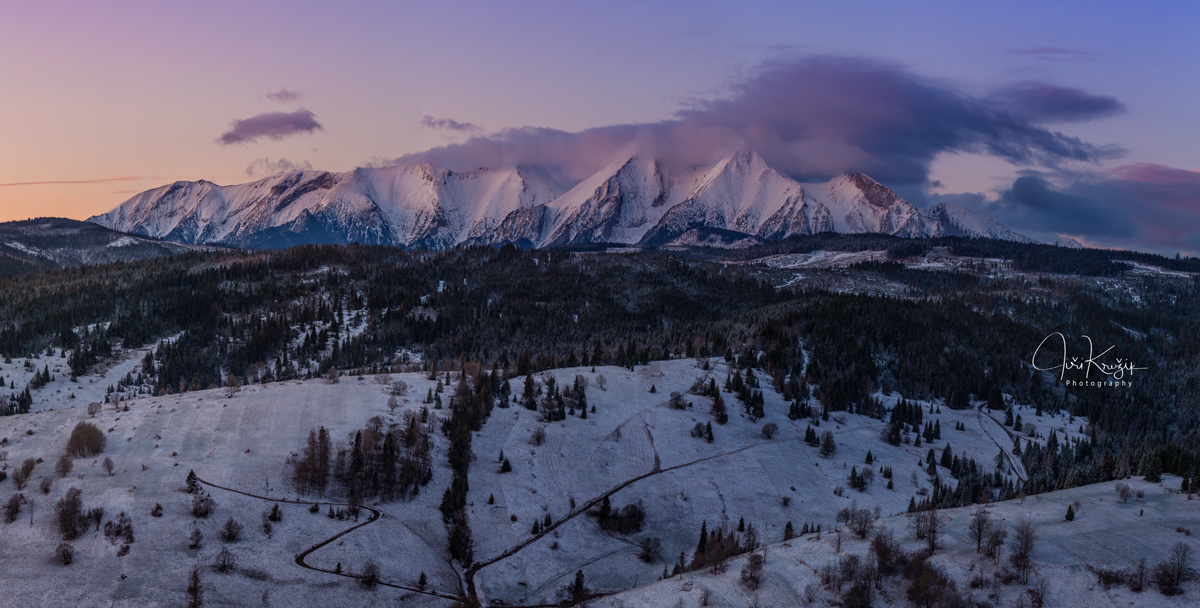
{"left": 90, "top": 151, "right": 1031, "bottom": 249}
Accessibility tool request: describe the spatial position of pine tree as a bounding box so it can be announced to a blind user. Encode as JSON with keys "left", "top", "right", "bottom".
{"left": 696, "top": 520, "right": 708, "bottom": 557}
{"left": 865, "top": 450, "right": 874, "bottom": 464}
{"left": 572, "top": 570, "right": 587, "bottom": 603}
{"left": 186, "top": 567, "right": 203, "bottom": 608}
{"left": 784, "top": 521, "right": 795, "bottom": 541}
{"left": 1065, "top": 504, "right": 1075, "bottom": 521}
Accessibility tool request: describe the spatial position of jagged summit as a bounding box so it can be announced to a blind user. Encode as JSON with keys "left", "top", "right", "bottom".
{"left": 89, "top": 150, "right": 1032, "bottom": 249}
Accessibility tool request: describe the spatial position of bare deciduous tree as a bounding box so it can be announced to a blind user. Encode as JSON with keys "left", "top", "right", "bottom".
{"left": 102, "top": 457, "right": 115, "bottom": 476}
{"left": 1154, "top": 541, "right": 1195, "bottom": 595}
{"left": 388, "top": 379, "right": 409, "bottom": 396}
{"left": 220, "top": 517, "right": 243, "bottom": 542}
{"left": 3, "top": 494, "right": 21, "bottom": 523}
{"left": 223, "top": 375, "right": 241, "bottom": 398}
{"left": 213, "top": 547, "right": 236, "bottom": 573}
{"left": 986, "top": 524, "right": 1007, "bottom": 561}
{"left": 968, "top": 508, "right": 992, "bottom": 553}
{"left": 1116, "top": 482, "right": 1133, "bottom": 503}
{"left": 911, "top": 508, "right": 941, "bottom": 554}
{"left": 1010, "top": 518, "right": 1037, "bottom": 583}
{"left": 55, "top": 455, "right": 72, "bottom": 478}
{"left": 187, "top": 527, "right": 203, "bottom": 550}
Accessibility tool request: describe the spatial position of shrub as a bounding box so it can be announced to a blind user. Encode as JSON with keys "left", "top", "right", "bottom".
{"left": 530, "top": 427, "right": 546, "bottom": 446}
{"left": 1116, "top": 482, "right": 1132, "bottom": 503}
{"left": 360, "top": 559, "right": 381, "bottom": 588}
{"left": 55, "top": 487, "right": 89, "bottom": 540}
{"left": 192, "top": 494, "right": 216, "bottom": 518}
{"left": 13, "top": 458, "right": 36, "bottom": 490}
{"left": 104, "top": 512, "right": 135, "bottom": 545}
{"left": 213, "top": 547, "right": 236, "bottom": 573}
{"left": 65, "top": 422, "right": 106, "bottom": 458}
{"left": 639, "top": 537, "right": 662, "bottom": 562}
{"left": 4, "top": 494, "right": 21, "bottom": 523}
{"left": 187, "top": 527, "right": 203, "bottom": 550}
{"left": 151, "top": 503, "right": 163, "bottom": 517}
{"left": 55, "top": 543, "right": 74, "bottom": 565}
{"left": 87, "top": 507, "right": 104, "bottom": 531}
{"left": 55, "top": 454, "right": 73, "bottom": 478}
{"left": 40, "top": 476, "right": 53, "bottom": 494}
{"left": 221, "top": 517, "right": 243, "bottom": 542}
{"left": 741, "top": 553, "right": 764, "bottom": 590}
{"left": 761, "top": 423, "right": 779, "bottom": 439}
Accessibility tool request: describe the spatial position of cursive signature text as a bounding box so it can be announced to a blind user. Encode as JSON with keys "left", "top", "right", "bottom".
{"left": 1031, "top": 332, "right": 1147, "bottom": 381}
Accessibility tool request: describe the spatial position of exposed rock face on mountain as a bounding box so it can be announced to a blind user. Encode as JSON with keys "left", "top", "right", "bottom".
{"left": 90, "top": 149, "right": 1031, "bottom": 249}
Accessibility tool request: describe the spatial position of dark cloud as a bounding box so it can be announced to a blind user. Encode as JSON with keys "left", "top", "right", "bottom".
{"left": 266, "top": 88, "right": 302, "bottom": 102}
{"left": 987, "top": 175, "right": 1136, "bottom": 237}
{"left": 941, "top": 164, "right": 1200, "bottom": 254}
{"left": 394, "top": 55, "right": 1122, "bottom": 187}
{"left": 989, "top": 82, "right": 1125, "bottom": 123}
{"left": 1008, "top": 47, "right": 1100, "bottom": 60}
{"left": 420, "top": 116, "right": 483, "bottom": 135}
{"left": 217, "top": 109, "right": 323, "bottom": 145}
{"left": 246, "top": 157, "right": 314, "bottom": 177}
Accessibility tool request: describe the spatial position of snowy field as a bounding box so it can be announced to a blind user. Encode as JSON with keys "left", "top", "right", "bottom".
{"left": 597, "top": 477, "right": 1200, "bottom": 607}
{"left": 0, "top": 358, "right": 1184, "bottom": 607}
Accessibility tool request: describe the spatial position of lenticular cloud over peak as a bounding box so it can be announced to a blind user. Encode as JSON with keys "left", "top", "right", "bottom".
{"left": 394, "top": 56, "right": 1123, "bottom": 189}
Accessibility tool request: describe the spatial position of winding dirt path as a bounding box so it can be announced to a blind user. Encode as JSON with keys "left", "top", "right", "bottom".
{"left": 463, "top": 439, "right": 780, "bottom": 606}
{"left": 195, "top": 476, "right": 465, "bottom": 603}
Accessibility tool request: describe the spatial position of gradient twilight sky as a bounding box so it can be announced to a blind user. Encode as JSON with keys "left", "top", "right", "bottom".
{"left": 2, "top": 0, "right": 1198, "bottom": 254}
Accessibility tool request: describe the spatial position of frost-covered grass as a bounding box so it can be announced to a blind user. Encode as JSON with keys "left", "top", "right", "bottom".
{"left": 596, "top": 477, "right": 1200, "bottom": 607}
{"left": 0, "top": 358, "right": 1168, "bottom": 608}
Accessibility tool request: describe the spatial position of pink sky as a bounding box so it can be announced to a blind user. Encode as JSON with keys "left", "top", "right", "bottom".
{"left": 1, "top": 1, "right": 1197, "bottom": 252}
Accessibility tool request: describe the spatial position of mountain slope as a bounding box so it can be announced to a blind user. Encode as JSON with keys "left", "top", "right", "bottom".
{"left": 89, "top": 165, "right": 558, "bottom": 250}
{"left": 0, "top": 217, "right": 204, "bottom": 275}
{"left": 90, "top": 151, "right": 1031, "bottom": 249}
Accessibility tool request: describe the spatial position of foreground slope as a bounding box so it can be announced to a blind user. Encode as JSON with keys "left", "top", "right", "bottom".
{"left": 0, "top": 357, "right": 1115, "bottom": 607}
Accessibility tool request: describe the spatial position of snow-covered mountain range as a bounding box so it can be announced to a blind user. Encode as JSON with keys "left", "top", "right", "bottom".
{"left": 88, "top": 149, "right": 1031, "bottom": 249}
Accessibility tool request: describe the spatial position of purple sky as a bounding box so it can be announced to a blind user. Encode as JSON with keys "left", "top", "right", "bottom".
{"left": 1, "top": 0, "right": 1197, "bottom": 254}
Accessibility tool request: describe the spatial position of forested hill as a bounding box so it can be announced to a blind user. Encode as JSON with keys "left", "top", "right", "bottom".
{"left": 0, "top": 243, "right": 1197, "bottom": 500}
{"left": 672, "top": 232, "right": 1200, "bottom": 276}
{"left": 0, "top": 217, "right": 207, "bottom": 276}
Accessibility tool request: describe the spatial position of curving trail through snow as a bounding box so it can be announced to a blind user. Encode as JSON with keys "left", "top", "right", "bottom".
{"left": 975, "top": 405, "right": 1028, "bottom": 483}
{"left": 195, "top": 476, "right": 465, "bottom": 603}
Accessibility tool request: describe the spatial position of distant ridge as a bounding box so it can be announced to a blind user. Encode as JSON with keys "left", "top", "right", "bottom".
{"left": 90, "top": 149, "right": 1032, "bottom": 250}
